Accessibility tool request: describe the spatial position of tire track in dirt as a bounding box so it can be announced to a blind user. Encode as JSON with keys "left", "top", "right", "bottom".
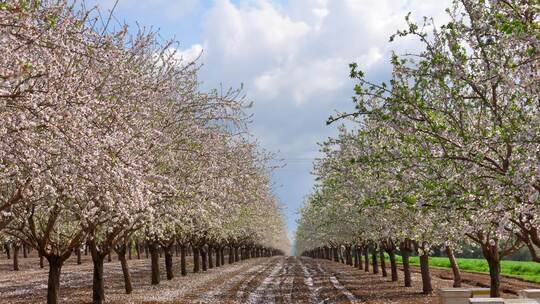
{"left": 196, "top": 258, "right": 279, "bottom": 303}
{"left": 276, "top": 257, "right": 296, "bottom": 304}
{"left": 297, "top": 257, "right": 323, "bottom": 303}
{"left": 316, "top": 262, "right": 359, "bottom": 302}
{"left": 234, "top": 257, "right": 284, "bottom": 303}
{"left": 245, "top": 257, "right": 285, "bottom": 304}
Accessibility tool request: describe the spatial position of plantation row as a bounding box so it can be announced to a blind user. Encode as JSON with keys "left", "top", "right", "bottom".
{"left": 296, "top": 0, "right": 539, "bottom": 299}
{"left": 1, "top": 241, "right": 283, "bottom": 274}
{"left": 0, "top": 1, "right": 289, "bottom": 304}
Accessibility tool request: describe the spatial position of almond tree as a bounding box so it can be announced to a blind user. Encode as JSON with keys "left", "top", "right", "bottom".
{"left": 306, "top": 0, "right": 539, "bottom": 297}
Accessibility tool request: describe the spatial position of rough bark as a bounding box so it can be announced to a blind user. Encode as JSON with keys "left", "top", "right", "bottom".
{"left": 180, "top": 244, "right": 187, "bottom": 276}
{"left": 13, "top": 243, "right": 19, "bottom": 271}
{"left": 419, "top": 250, "right": 433, "bottom": 294}
{"left": 116, "top": 245, "right": 133, "bottom": 294}
{"left": 77, "top": 247, "right": 82, "bottom": 265}
{"left": 164, "top": 244, "right": 174, "bottom": 280}
{"left": 208, "top": 245, "right": 214, "bottom": 269}
{"left": 445, "top": 246, "right": 462, "bottom": 287}
{"left": 215, "top": 246, "right": 221, "bottom": 267}
{"left": 345, "top": 246, "right": 353, "bottom": 266}
{"left": 372, "top": 248, "right": 379, "bottom": 274}
{"left": 364, "top": 246, "right": 369, "bottom": 272}
{"left": 482, "top": 242, "right": 501, "bottom": 297}
{"left": 386, "top": 248, "right": 398, "bottom": 281}
{"left": 221, "top": 247, "right": 225, "bottom": 265}
{"left": 5, "top": 243, "right": 10, "bottom": 259}
{"left": 228, "top": 246, "right": 234, "bottom": 264}
{"left": 193, "top": 246, "right": 200, "bottom": 273}
{"left": 46, "top": 255, "right": 63, "bottom": 304}
{"left": 201, "top": 246, "right": 208, "bottom": 271}
{"left": 400, "top": 244, "right": 412, "bottom": 287}
{"left": 357, "top": 246, "right": 363, "bottom": 270}
{"left": 91, "top": 250, "right": 106, "bottom": 304}
{"left": 149, "top": 243, "right": 160, "bottom": 285}
{"left": 379, "top": 249, "right": 387, "bottom": 277}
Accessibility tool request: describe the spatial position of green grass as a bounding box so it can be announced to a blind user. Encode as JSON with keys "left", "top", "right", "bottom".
{"left": 389, "top": 255, "right": 540, "bottom": 284}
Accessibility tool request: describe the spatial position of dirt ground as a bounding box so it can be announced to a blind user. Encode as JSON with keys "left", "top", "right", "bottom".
{"left": 1, "top": 253, "right": 539, "bottom": 303}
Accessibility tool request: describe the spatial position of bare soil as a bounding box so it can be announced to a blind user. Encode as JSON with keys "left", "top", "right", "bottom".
{"left": 1, "top": 253, "right": 539, "bottom": 303}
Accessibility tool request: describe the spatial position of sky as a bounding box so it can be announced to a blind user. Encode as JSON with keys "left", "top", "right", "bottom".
{"left": 89, "top": 0, "right": 452, "bottom": 242}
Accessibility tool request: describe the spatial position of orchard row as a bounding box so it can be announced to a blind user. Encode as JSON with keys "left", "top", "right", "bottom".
{"left": 296, "top": 0, "right": 539, "bottom": 298}
{"left": 0, "top": 1, "right": 289, "bottom": 304}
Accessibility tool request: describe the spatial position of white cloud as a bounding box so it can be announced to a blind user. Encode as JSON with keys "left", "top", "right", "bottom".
{"left": 195, "top": 0, "right": 450, "bottom": 106}
{"left": 204, "top": 0, "right": 310, "bottom": 60}
{"left": 254, "top": 57, "right": 346, "bottom": 104}
{"left": 176, "top": 44, "right": 204, "bottom": 64}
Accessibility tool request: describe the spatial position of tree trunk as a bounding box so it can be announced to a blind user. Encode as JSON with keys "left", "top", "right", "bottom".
{"left": 364, "top": 247, "right": 369, "bottom": 272}
{"left": 136, "top": 242, "right": 141, "bottom": 260}
{"left": 180, "top": 244, "right": 187, "bottom": 276}
{"left": 372, "top": 248, "right": 379, "bottom": 274}
{"left": 482, "top": 242, "right": 501, "bottom": 297}
{"left": 201, "top": 247, "right": 208, "bottom": 271}
{"left": 419, "top": 250, "right": 433, "bottom": 294}
{"left": 445, "top": 246, "right": 461, "bottom": 287}
{"left": 4, "top": 243, "right": 11, "bottom": 259}
{"left": 333, "top": 247, "right": 339, "bottom": 262}
{"left": 107, "top": 251, "right": 112, "bottom": 263}
{"left": 353, "top": 247, "right": 359, "bottom": 268}
{"left": 228, "top": 246, "right": 234, "bottom": 264}
{"left": 23, "top": 243, "right": 28, "bottom": 258}
{"left": 216, "top": 246, "right": 221, "bottom": 267}
{"left": 39, "top": 253, "right": 44, "bottom": 269}
{"left": 193, "top": 246, "right": 200, "bottom": 273}
{"left": 379, "top": 249, "right": 387, "bottom": 277}
{"left": 346, "top": 246, "right": 353, "bottom": 266}
{"left": 357, "top": 247, "right": 363, "bottom": 270}
{"left": 164, "top": 245, "right": 174, "bottom": 280}
{"left": 46, "top": 255, "right": 63, "bottom": 304}
{"left": 221, "top": 247, "right": 225, "bottom": 265}
{"left": 208, "top": 246, "right": 214, "bottom": 269}
{"left": 116, "top": 245, "right": 133, "bottom": 294}
{"left": 91, "top": 250, "right": 106, "bottom": 304}
{"left": 13, "top": 243, "right": 19, "bottom": 271}
{"left": 234, "top": 247, "right": 239, "bottom": 262}
{"left": 149, "top": 243, "right": 160, "bottom": 285}
{"left": 401, "top": 246, "right": 412, "bottom": 287}
{"left": 77, "top": 247, "right": 82, "bottom": 265}
{"left": 387, "top": 248, "right": 398, "bottom": 281}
